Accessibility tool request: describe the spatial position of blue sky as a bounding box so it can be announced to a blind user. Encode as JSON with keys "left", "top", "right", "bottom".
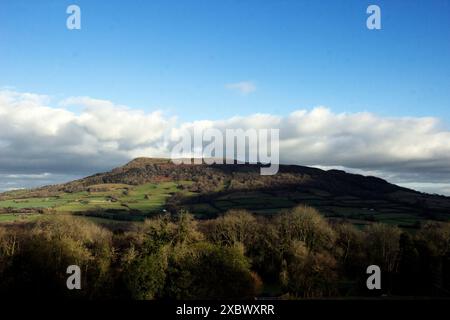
{"left": 1, "top": 0, "right": 449, "bottom": 122}
{"left": 0, "top": 0, "right": 450, "bottom": 194}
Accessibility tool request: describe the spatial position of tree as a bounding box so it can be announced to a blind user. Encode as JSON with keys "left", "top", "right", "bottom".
{"left": 202, "top": 209, "right": 258, "bottom": 249}
{"left": 365, "top": 223, "right": 401, "bottom": 273}
{"left": 163, "top": 242, "right": 261, "bottom": 299}
{"left": 173, "top": 210, "right": 203, "bottom": 245}
{"left": 274, "top": 205, "right": 336, "bottom": 252}
{"left": 417, "top": 222, "right": 450, "bottom": 257}
{"left": 123, "top": 246, "right": 169, "bottom": 299}
{"left": 281, "top": 240, "right": 338, "bottom": 298}
{"left": 333, "top": 223, "right": 365, "bottom": 275}
{"left": 0, "top": 216, "right": 113, "bottom": 298}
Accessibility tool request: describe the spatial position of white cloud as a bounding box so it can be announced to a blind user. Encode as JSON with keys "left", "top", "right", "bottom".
{"left": 0, "top": 172, "right": 81, "bottom": 192}
{"left": 397, "top": 182, "right": 450, "bottom": 196}
{"left": 6, "top": 173, "right": 51, "bottom": 179}
{"left": 0, "top": 90, "right": 173, "bottom": 178}
{"left": 1, "top": 89, "right": 450, "bottom": 195}
{"left": 225, "top": 81, "right": 257, "bottom": 95}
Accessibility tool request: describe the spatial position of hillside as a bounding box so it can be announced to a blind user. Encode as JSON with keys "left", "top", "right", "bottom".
{"left": 1, "top": 157, "right": 450, "bottom": 226}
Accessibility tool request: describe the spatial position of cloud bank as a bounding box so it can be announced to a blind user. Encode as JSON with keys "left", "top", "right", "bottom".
{"left": 1, "top": 90, "right": 450, "bottom": 194}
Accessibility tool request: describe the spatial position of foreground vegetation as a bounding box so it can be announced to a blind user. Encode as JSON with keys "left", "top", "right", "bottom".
{"left": 0, "top": 205, "right": 449, "bottom": 299}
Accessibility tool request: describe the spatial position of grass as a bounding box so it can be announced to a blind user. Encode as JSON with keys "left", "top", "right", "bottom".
{"left": 0, "top": 181, "right": 193, "bottom": 217}
{"left": 0, "top": 213, "right": 41, "bottom": 223}
{"left": 0, "top": 197, "right": 67, "bottom": 209}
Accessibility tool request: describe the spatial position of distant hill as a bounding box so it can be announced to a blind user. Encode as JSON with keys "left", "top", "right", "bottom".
{"left": 1, "top": 157, "right": 449, "bottom": 226}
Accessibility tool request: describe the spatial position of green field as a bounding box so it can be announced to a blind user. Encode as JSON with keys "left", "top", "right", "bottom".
{"left": 0, "top": 180, "right": 445, "bottom": 228}
{"left": 0, "top": 181, "right": 193, "bottom": 221}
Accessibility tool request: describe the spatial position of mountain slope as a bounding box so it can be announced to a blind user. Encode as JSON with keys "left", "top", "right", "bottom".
{"left": 1, "top": 158, "right": 449, "bottom": 225}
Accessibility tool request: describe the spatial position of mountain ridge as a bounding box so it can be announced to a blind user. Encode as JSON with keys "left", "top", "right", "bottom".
{"left": 2, "top": 157, "right": 410, "bottom": 196}
{"left": 1, "top": 158, "right": 449, "bottom": 224}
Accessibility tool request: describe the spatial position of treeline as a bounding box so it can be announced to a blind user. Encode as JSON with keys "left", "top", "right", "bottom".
{"left": 0, "top": 206, "right": 449, "bottom": 299}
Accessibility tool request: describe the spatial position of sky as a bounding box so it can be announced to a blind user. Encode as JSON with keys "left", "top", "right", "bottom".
{"left": 0, "top": 0, "right": 449, "bottom": 194}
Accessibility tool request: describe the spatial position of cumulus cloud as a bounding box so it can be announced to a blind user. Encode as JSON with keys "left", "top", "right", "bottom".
{"left": 225, "top": 81, "right": 257, "bottom": 95}
{"left": 0, "top": 90, "right": 172, "bottom": 177}
{"left": 1, "top": 90, "right": 450, "bottom": 195}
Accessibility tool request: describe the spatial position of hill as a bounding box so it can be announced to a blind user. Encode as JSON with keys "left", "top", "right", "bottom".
{"left": 1, "top": 157, "right": 449, "bottom": 226}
